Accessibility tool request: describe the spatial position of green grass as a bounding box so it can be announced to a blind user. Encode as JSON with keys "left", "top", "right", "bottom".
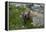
{"left": 9, "top": 5, "right": 26, "bottom": 30}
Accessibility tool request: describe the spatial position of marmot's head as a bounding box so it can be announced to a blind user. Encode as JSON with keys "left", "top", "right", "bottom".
{"left": 21, "top": 11, "right": 31, "bottom": 20}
